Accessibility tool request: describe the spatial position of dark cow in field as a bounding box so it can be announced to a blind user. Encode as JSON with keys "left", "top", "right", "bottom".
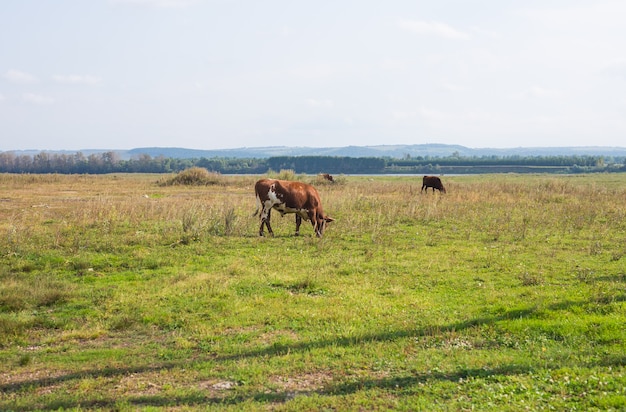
{"left": 253, "top": 179, "right": 334, "bottom": 237}
{"left": 421, "top": 175, "right": 446, "bottom": 193}
{"left": 320, "top": 173, "right": 334, "bottom": 183}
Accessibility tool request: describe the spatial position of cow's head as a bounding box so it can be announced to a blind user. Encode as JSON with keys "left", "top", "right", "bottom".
{"left": 315, "top": 214, "right": 335, "bottom": 237}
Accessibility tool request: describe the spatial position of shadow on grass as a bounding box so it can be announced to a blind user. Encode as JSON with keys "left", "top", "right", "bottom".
{"left": 0, "top": 363, "right": 180, "bottom": 394}
{"left": 2, "top": 295, "right": 623, "bottom": 410}
{"left": 3, "top": 365, "right": 535, "bottom": 411}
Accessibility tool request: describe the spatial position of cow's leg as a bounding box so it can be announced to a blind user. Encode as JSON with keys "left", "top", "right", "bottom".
{"left": 315, "top": 220, "right": 324, "bottom": 237}
{"left": 258, "top": 208, "right": 266, "bottom": 236}
{"left": 295, "top": 215, "right": 302, "bottom": 236}
{"left": 308, "top": 211, "right": 323, "bottom": 238}
{"left": 265, "top": 209, "right": 274, "bottom": 236}
{"left": 259, "top": 207, "right": 274, "bottom": 236}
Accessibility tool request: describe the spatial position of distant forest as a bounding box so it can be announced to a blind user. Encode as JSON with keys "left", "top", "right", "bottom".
{"left": 0, "top": 151, "right": 624, "bottom": 175}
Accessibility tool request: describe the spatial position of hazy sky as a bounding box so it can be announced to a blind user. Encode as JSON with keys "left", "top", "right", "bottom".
{"left": 2, "top": 0, "right": 626, "bottom": 151}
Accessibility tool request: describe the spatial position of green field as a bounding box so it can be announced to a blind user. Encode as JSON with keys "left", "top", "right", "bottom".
{"left": 1, "top": 172, "right": 625, "bottom": 411}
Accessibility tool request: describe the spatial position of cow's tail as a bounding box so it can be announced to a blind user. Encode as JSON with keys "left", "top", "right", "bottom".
{"left": 252, "top": 194, "right": 261, "bottom": 217}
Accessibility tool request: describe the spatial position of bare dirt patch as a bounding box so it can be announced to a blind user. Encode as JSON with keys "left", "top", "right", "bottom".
{"left": 271, "top": 370, "right": 334, "bottom": 394}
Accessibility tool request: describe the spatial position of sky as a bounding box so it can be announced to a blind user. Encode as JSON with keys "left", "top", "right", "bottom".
{"left": 1, "top": 0, "right": 626, "bottom": 151}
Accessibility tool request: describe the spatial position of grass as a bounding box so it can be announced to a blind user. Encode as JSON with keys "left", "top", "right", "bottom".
{"left": 0, "top": 172, "right": 625, "bottom": 410}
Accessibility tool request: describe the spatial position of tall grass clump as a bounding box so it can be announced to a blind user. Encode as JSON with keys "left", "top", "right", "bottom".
{"left": 159, "top": 167, "right": 222, "bottom": 186}
{"left": 267, "top": 169, "right": 300, "bottom": 181}
{"left": 0, "top": 275, "right": 73, "bottom": 312}
{"left": 223, "top": 206, "right": 237, "bottom": 236}
{"left": 311, "top": 173, "right": 346, "bottom": 186}
{"left": 180, "top": 205, "right": 207, "bottom": 244}
{"left": 177, "top": 201, "right": 247, "bottom": 242}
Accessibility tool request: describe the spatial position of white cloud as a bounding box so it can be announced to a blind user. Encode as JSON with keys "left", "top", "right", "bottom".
{"left": 392, "top": 107, "right": 447, "bottom": 122}
{"left": 22, "top": 93, "right": 54, "bottom": 105}
{"left": 512, "top": 85, "right": 562, "bottom": 100}
{"left": 53, "top": 74, "right": 102, "bottom": 85}
{"left": 398, "top": 19, "right": 469, "bottom": 40}
{"left": 391, "top": 111, "right": 412, "bottom": 120}
{"left": 380, "top": 59, "right": 409, "bottom": 71}
{"left": 469, "top": 26, "right": 500, "bottom": 39}
{"left": 529, "top": 86, "right": 560, "bottom": 98}
{"left": 603, "top": 58, "right": 626, "bottom": 79}
{"left": 109, "top": 0, "right": 199, "bottom": 8}
{"left": 4, "top": 69, "right": 38, "bottom": 84}
{"left": 280, "top": 26, "right": 292, "bottom": 37}
{"left": 442, "top": 82, "right": 466, "bottom": 92}
{"left": 418, "top": 107, "right": 447, "bottom": 121}
{"left": 519, "top": 2, "right": 626, "bottom": 29}
{"left": 288, "top": 63, "right": 335, "bottom": 79}
{"left": 393, "top": 106, "right": 498, "bottom": 128}
{"left": 306, "top": 99, "right": 334, "bottom": 108}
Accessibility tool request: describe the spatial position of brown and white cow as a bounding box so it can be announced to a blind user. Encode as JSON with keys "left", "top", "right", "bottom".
{"left": 421, "top": 175, "right": 446, "bottom": 193}
{"left": 253, "top": 178, "right": 334, "bottom": 237}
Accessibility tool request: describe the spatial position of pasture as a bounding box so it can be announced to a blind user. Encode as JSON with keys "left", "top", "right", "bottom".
{"left": 1, "top": 172, "right": 625, "bottom": 411}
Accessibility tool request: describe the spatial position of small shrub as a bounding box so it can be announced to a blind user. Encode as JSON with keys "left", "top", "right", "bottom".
{"left": 0, "top": 277, "right": 72, "bottom": 312}
{"left": 160, "top": 167, "right": 222, "bottom": 186}
{"left": 267, "top": 169, "right": 299, "bottom": 181}
{"left": 109, "top": 314, "right": 139, "bottom": 331}
{"left": 311, "top": 174, "right": 345, "bottom": 186}
{"left": 181, "top": 207, "right": 205, "bottom": 244}
{"left": 69, "top": 259, "right": 92, "bottom": 271}
{"left": 37, "top": 288, "right": 69, "bottom": 307}
{"left": 0, "top": 316, "right": 27, "bottom": 346}
{"left": 0, "top": 290, "right": 28, "bottom": 312}
{"left": 18, "top": 354, "right": 32, "bottom": 366}
{"left": 519, "top": 272, "right": 544, "bottom": 286}
{"left": 223, "top": 207, "right": 237, "bottom": 236}
{"left": 576, "top": 267, "right": 595, "bottom": 284}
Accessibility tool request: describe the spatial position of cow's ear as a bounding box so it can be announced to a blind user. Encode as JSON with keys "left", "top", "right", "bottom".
{"left": 325, "top": 216, "right": 335, "bottom": 222}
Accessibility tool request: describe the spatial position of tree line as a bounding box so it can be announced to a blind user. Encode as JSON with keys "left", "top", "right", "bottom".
{"left": 0, "top": 151, "right": 624, "bottom": 175}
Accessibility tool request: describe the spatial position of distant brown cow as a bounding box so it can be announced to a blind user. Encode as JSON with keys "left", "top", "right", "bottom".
{"left": 254, "top": 179, "right": 334, "bottom": 237}
{"left": 320, "top": 173, "right": 334, "bottom": 182}
{"left": 421, "top": 175, "right": 446, "bottom": 193}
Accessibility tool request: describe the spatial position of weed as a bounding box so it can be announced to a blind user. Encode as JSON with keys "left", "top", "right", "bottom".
{"left": 519, "top": 271, "right": 544, "bottom": 286}
{"left": 181, "top": 207, "right": 204, "bottom": 243}
{"left": 159, "top": 167, "right": 222, "bottom": 186}
{"left": 267, "top": 169, "right": 300, "bottom": 181}
{"left": 576, "top": 266, "right": 595, "bottom": 283}
{"left": 0, "top": 315, "right": 27, "bottom": 346}
{"left": 223, "top": 206, "right": 237, "bottom": 236}
{"left": 17, "top": 354, "right": 32, "bottom": 366}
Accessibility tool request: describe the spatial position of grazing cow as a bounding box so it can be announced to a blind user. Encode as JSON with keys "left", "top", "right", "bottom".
{"left": 320, "top": 173, "right": 334, "bottom": 183}
{"left": 254, "top": 179, "right": 334, "bottom": 237}
{"left": 421, "top": 175, "right": 446, "bottom": 193}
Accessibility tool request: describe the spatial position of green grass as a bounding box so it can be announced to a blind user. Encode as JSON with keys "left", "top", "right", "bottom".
{"left": 0, "top": 173, "right": 625, "bottom": 410}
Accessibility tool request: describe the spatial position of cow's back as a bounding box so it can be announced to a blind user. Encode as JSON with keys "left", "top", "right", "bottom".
{"left": 273, "top": 180, "right": 320, "bottom": 209}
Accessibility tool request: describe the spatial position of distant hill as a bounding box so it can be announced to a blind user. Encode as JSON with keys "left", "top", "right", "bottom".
{"left": 5, "top": 144, "right": 626, "bottom": 160}
{"left": 124, "top": 144, "right": 626, "bottom": 159}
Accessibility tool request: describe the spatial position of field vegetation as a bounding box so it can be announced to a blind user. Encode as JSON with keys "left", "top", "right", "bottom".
{"left": 1, "top": 172, "right": 625, "bottom": 410}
